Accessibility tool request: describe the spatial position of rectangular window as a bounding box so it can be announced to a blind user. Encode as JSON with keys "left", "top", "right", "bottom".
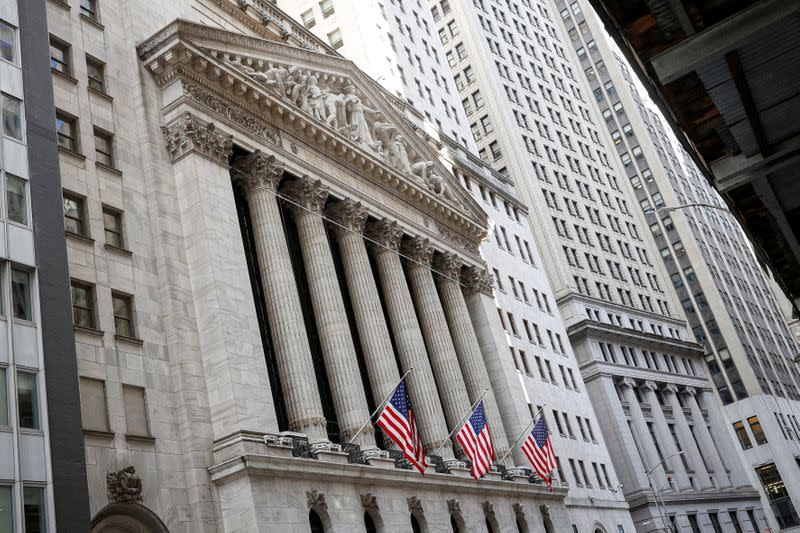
{"left": 319, "top": 0, "right": 334, "bottom": 18}
{"left": 49, "top": 36, "right": 71, "bottom": 75}
{"left": 301, "top": 9, "right": 315, "bottom": 28}
{"left": 2, "top": 94, "right": 22, "bottom": 140}
{"left": 55, "top": 111, "right": 78, "bottom": 152}
{"left": 23, "top": 486, "right": 46, "bottom": 533}
{"left": 80, "top": 0, "right": 98, "bottom": 21}
{"left": 747, "top": 416, "right": 768, "bottom": 445}
{"left": 123, "top": 385, "right": 149, "bottom": 437}
{"left": 63, "top": 191, "right": 88, "bottom": 236}
{"left": 103, "top": 206, "right": 124, "bottom": 249}
{"left": 733, "top": 420, "right": 752, "bottom": 449}
{"left": 11, "top": 267, "right": 31, "bottom": 321}
{"left": 79, "top": 378, "right": 109, "bottom": 432}
{"left": 0, "top": 20, "right": 16, "bottom": 63}
{"left": 17, "top": 372, "right": 39, "bottom": 429}
{"left": 756, "top": 463, "right": 800, "bottom": 528}
{"left": 0, "top": 368, "right": 7, "bottom": 426}
{"left": 6, "top": 174, "right": 28, "bottom": 225}
{"left": 0, "top": 485, "right": 11, "bottom": 532}
{"left": 327, "top": 28, "right": 343, "bottom": 49}
{"left": 112, "top": 291, "right": 135, "bottom": 338}
{"left": 94, "top": 127, "right": 114, "bottom": 167}
{"left": 86, "top": 55, "right": 105, "bottom": 93}
{"left": 70, "top": 281, "right": 96, "bottom": 329}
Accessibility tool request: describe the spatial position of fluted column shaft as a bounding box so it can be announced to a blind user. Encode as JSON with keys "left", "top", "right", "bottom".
{"left": 283, "top": 178, "right": 374, "bottom": 448}
{"left": 367, "top": 220, "right": 453, "bottom": 460}
{"left": 684, "top": 388, "right": 732, "bottom": 488}
{"left": 642, "top": 382, "right": 691, "bottom": 491}
{"left": 234, "top": 152, "right": 327, "bottom": 442}
{"left": 403, "top": 238, "right": 472, "bottom": 456}
{"left": 620, "top": 379, "right": 668, "bottom": 489}
{"left": 326, "top": 201, "right": 402, "bottom": 412}
{"left": 434, "top": 253, "right": 510, "bottom": 463}
{"left": 664, "top": 386, "right": 714, "bottom": 490}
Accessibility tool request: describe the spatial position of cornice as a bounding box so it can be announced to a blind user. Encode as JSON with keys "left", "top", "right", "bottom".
{"left": 567, "top": 319, "right": 705, "bottom": 358}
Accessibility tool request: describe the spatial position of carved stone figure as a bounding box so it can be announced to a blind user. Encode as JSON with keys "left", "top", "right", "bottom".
{"left": 343, "top": 85, "right": 380, "bottom": 149}
{"left": 252, "top": 65, "right": 292, "bottom": 95}
{"left": 305, "top": 76, "right": 326, "bottom": 120}
{"left": 426, "top": 173, "right": 457, "bottom": 202}
{"left": 106, "top": 466, "right": 143, "bottom": 504}
{"left": 323, "top": 89, "right": 347, "bottom": 130}
{"left": 390, "top": 135, "right": 413, "bottom": 175}
{"left": 411, "top": 160, "right": 433, "bottom": 181}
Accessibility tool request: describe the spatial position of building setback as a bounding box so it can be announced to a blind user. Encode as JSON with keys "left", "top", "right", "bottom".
{"left": 428, "top": 0, "right": 765, "bottom": 531}
{"left": 556, "top": 1, "right": 800, "bottom": 530}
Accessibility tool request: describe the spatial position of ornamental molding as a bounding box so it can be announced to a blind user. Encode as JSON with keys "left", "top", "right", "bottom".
{"left": 407, "top": 496, "right": 423, "bottom": 514}
{"left": 306, "top": 489, "right": 327, "bottom": 510}
{"left": 326, "top": 199, "right": 368, "bottom": 234}
{"left": 433, "top": 252, "right": 463, "bottom": 280}
{"left": 360, "top": 493, "right": 379, "bottom": 512}
{"left": 401, "top": 236, "right": 434, "bottom": 266}
{"left": 366, "top": 219, "right": 404, "bottom": 253}
{"left": 447, "top": 499, "right": 461, "bottom": 515}
{"left": 512, "top": 502, "right": 524, "bottom": 518}
{"left": 282, "top": 175, "right": 329, "bottom": 214}
{"left": 161, "top": 112, "right": 233, "bottom": 164}
{"left": 106, "top": 466, "right": 143, "bottom": 504}
{"left": 482, "top": 501, "right": 495, "bottom": 519}
{"left": 233, "top": 150, "right": 285, "bottom": 192}
{"left": 462, "top": 265, "right": 494, "bottom": 296}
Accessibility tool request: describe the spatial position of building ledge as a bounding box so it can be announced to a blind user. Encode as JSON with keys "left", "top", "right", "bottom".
{"left": 84, "top": 429, "right": 114, "bottom": 439}
{"left": 88, "top": 86, "right": 113, "bottom": 103}
{"left": 105, "top": 243, "right": 132, "bottom": 257}
{"left": 125, "top": 434, "right": 155, "bottom": 444}
{"left": 115, "top": 334, "right": 144, "bottom": 346}
{"left": 51, "top": 68, "right": 78, "bottom": 85}
{"left": 96, "top": 161, "right": 122, "bottom": 177}
{"left": 47, "top": 0, "right": 70, "bottom": 11}
{"left": 79, "top": 13, "right": 105, "bottom": 31}
{"left": 66, "top": 231, "right": 95, "bottom": 245}
{"left": 567, "top": 319, "right": 704, "bottom": 357}
{"left": 74, "top": 325, "right": 104, "bottom": 337}
{"left": 58, "top": 145, "right": 86, "bottom": 163}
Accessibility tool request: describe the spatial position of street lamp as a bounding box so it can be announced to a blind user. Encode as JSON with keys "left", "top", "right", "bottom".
{"left": 644, "top": 450, "right": 686, "bottom": 532}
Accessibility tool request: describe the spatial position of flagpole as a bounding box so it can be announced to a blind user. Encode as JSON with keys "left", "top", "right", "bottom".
{"left": 429, "top": 388, "right": 489, "bottom": 458}
{"left": 496, "top": 406, "right": 545, "bottom": 464}
{"left": 347, "top": 367, "right": 414, "bottom": 444}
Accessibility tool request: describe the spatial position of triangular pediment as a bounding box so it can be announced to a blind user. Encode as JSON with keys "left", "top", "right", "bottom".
{"left": 139, "top": 20, "right": 488, "bottom": 239}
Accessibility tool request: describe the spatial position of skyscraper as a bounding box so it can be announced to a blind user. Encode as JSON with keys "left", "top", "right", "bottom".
{"left": 557, "top": 1, "right": 800, "bottom": 529}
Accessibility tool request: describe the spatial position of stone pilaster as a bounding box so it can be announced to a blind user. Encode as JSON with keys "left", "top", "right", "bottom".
{"left": 402, "top": 238, "right": 472, "bottom": 459}
{"left": 366, "top": 219, "right": 453, "bottom": 459}
{"left": 664, "top": 384, "right": 714, "bottom": 490}
{"left": 690, "top": 389, "right": 735, "bottom": 488}
{"left": 326, "top": 200, "right": 402, "bottom": 416}
{"left": 234, "top": 152, "right": 327, "bottom": 443}
{"left": 434, "top": 253, "right": 510, "bottom": 463}
{"left": 641, "top": 381, "right": 691, "bottom": 491}
{"left": 282, "top": 177, "right": 375, "bottom": 448}
{"left": 619, "top": 378, "right": 668, "bottom": 490}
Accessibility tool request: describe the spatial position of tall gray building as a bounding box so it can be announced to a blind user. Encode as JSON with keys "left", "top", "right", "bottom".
{"left": 556, "top": 1, "right": 800, "bottom": 530}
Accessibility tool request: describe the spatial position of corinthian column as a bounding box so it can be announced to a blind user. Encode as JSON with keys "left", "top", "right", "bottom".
{"left": 282, "top": 177, "right": 375, "bottom": 449}
{"left": 664, "top": 384, "right": 714, "bottom": 490}
{"left": 402, "top": 237, "right": 472, "bottom": 455}
{"left": 233, "top": 152, "right": 327, "bottom": 443}
{"left": 325, "top": 200, "right": 402, "bottom": 414}
{"left": 641, "top": 381, "right": 691, "bottom": 491}
{"left": 685, "top": 388, "right": 732, "bottom": 488}
{"left": 619, "top": 378, "right": 668, "bottom": 490}
{"left": 366, "top": 219, "right": 454, "bottom": 460}
{"left": 433, "top": 253, "right": 510, "bottom": 463}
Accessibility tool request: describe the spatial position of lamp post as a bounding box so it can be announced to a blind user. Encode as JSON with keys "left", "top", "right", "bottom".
{"left": 645, "top": 450, "right": 685, "bottom": 532}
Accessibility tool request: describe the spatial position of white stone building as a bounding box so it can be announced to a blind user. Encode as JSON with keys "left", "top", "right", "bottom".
{"left": 555, "top": 2, "right": 800, "bottom": 530}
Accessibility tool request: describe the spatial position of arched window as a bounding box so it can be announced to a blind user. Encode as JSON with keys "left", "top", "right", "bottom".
{"left": 451, "top": 515, "right": 461, "bottom": 533}
{"left": 411, "top": 514, "right": 423, "bottom": 533}
{"left": 364, "top": 511, "right": 378, "bottom": 533}
{"left": 486, "top": 517, "right": 496, "bottom": 532}
{"left": 516, "top": 515, "right": 529, "bottom": 533}
{"left": 309, "top": 509, "right": 325, "bottom": 533}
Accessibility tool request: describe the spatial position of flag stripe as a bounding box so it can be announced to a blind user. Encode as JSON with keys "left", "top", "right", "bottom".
{"left": 523, "top": 416, "right": 557, "bottom": 486}
{"left": 456, "top": 402, "right": 495, "bottom": 479}
{"left": 376, "top": 380, "right": 428, "bottom": 474}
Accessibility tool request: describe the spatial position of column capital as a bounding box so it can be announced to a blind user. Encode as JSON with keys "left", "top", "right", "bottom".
{"left": 683, "top": 386, "right": 697, "bottom": 396}
{"left": 233, "top": 150, "right": 285, "bottom": 192}
{"left": 366, "top": 218, "right": 404, "bottom": 252}
{"left": 461, "top": 265, "right": 494, "bottom": 296}
{"left": 325, "top": 199, "right": 368, "bottom": 234}
{"left": 620, "top": 377, "right": 637, "bottom": 389}
{"left": 401, "top": 236, "right": 434, "bottom": 266}
{"left": 282, "top": 176, "right": 329, "bottom": 214}
{"left": 643, "top": 380, "right": 658, "bottom": 392}
{"left": 433, "top": 252, "right": 463, "bottom": 280}
{"left": 664, "top": 383, "right": 680, "bottom": 394}
{"left": 161, "top": 112, "right": 233, "bottom": 165}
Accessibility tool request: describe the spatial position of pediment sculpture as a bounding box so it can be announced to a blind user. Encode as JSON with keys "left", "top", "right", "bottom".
{"left": 227, "top": 59, "right": 458, "bottom": 203}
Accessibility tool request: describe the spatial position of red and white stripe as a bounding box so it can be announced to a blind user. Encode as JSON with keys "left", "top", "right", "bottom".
{"left": 377, "top": 403, "right": 427, "bottom": 473}
{"left": 457, "top": 421, "right": 495, "bottom": 479}
{"left": 521, "top": 433, "right": 556, "bottom": 484}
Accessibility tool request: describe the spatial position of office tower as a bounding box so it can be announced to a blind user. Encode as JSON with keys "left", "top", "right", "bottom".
{"left": 556, "top": 2, "right": 800, "bottom": 529}
{"left": 0, "top": 0, "right": 89, "bottom": 531}
{"left": 430, "top": 0, "right": 764, "bottom": 530}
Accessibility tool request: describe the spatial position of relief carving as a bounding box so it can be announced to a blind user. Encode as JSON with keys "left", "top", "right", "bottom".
{"left": 106, "top": 466, "right": 143, "bottom": 504}
{"left": 462, "top": 265, "right": 495, "bottom": 296}
{"left": 366, "top": 219, "right": 404, "bottom": 252}
{"left": 282, "top": 175, "right": 329, "bottom": 214}
{"left": 233, "top": 150, "right": 285, "bottom": 192}
{"left": 326, "top": 199, "right": 368, "bottom": 234}
{"left": 161, "top": 112, "right": 233, "bottom": 164}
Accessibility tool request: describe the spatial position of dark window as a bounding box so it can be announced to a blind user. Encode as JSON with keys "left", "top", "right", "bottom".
{"left": 103, "top": 206, "right": 124, "bottom": 249}
{"left": 729, "top": 512, "right": 743, "bottom": 533}
{"left": 747, "top": 416, "right": 768, "bottom": 445}
{"left": 94, "top": 127, "right": 114, "bottom": 166}
{"left": 17, "top": 372, "right": 39, "bottom": 429}
{"left": 49, "top": 36, "right": 70, "bottom": 75}
{"left": 364, "top": 512, "right": 377, "bottom": 533}
{"left": 63, "top": 191, "right": 88, "bottom": 235}
{"left": 309, "top": 509, "right": 325, "bottom": 533}
{"left": 23, "top": 486, "right": 46, "bottom": 533}
{"left": 56, "top": 111, "right": 78, "bottom": 152}
{"left": 80, "top": 0, "right": 98, "bottom": 21}
{"left": 71, "top": 281, "right": 96, "bottom": 329}
{"left": 112, "top": 291, "right": 135, "bottom": 338}
{"left": 86, "top": 55, "right": 105, "bottom": 93}
{"left": 756, "top": 463, "right": 800, "bottom": 528}
{"left": 0, "top": 20, "right": 16, "bottom": 63}
{"left": 11, "top": 267, "right": 31, "bottom": 321}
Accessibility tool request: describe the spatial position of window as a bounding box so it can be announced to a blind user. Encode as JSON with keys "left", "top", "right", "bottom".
{"left": 11, "top": 267, "right": 31, "bottom": 321}
{"left": 17, "top": 372, "right": 39, "bottom": 429}
{"left": 0, "top": 485, "right": 10, "bottom": 532}
{"left": 80, "top": 0, "right": 98, "bottom": 21}
{"left": 49, "top": 36, "right": 71, "bottom": 75}
{"left": 112, "top": 291, "right": 135, "bottom": 338}
{"left": 320, "top": 0, "right": 334, "bottom": 18}
{"left": 301, "top": 9, "right": 316, "bottom": 28}
{"left": 747, "top": 416, "right": 767, "bottom": 445}
{"left": 79, "top": 378, "right": 109, "bottom": 432}
{"left": 86, "top": 55, "right": 106, "bottom": 93}
{"left": 94, "top": 127, "right": 114, "bottom": 167}
{"left": 70, "top": 281, "right": 96, "bottom": 329}
{"left": 56, "top": 111, "right": 78, "bottom": 152}
{"left": 733, "top": 421, "right": 752, "bottom": 450}
{"left": 103, "top": 206, "right": 124, "bottom": 249}
{"left": 756, "top": 463, "right": 800, "bottom": 528}
{"left": 0, "top": 20, "right": 16, "bottom": 63}
{"left": 327, "top": 28, "right": 343, "bottom": 49}
{"left": 23, "top": 487, "right": 46, "bottom": 533}
{"left": 2, "top": 94, "right": 22, "bottom": 140}
{"left": 123, "top": 385, "right": 149, "bottom": 437}
{"left": 0, "top": 368, "right": 7, "bottom": 425}
{"left": 6, "top": 175, "right": 28, "bottom": 225}
{"left": 63, "top": 192, "right": 88, "bottom": 236}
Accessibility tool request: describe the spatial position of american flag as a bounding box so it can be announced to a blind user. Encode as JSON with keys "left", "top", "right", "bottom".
{"left": 522, "top": 415, "right": 557, "bottom": 487}
{"left": 456, "top": 401, "right": 495, "bottom": 479}
{"left": 376, "top": 380, "right": 428, "bottom": 474}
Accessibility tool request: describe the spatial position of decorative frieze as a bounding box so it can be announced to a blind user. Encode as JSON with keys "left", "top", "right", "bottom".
{"left": 462, "top": 265, "right": 494, "bottom": 296}
{"left": 233, "top": 150, "right": 285, "bottom": 192}
{"left": 161, "top": 112, "right": 233, "bottom": 164}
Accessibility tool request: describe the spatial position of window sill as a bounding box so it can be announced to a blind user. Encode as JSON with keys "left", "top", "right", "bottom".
{"left": 48, "top": 0, "right": 70, "bottom": 10}
{"left": 88, "top": 86, "right": 113, "bottom": 103}
{"left": 96, "top": 161, "right": 122, "bottom": 176}
{"left": 84, "top": 429, "right": 114, "bottom": 439}
{"left": 58, "top": 145, "right": 86, "bottom": 162}
{"left": 115, "top": 334, "right": 143, "bottom": 346}
{"left": 66, "top": 230, "right": 95, "bottom": 245}
{"left": 105, "top": 244, "right": 132, "bottom": 257}
{"left": 74, "top": 324, "right": 104, "bottom": 337}
{"left": 51, "top": 68, "right": 78, "bottom": 85}
{"left": 126, "top": 434, "right": 155, "bottom": 444}
{"left": 79, "top": 13, "right": 105, "bottom": 30}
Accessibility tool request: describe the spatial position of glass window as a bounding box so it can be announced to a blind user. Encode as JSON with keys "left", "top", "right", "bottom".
{"left": 0, "top": 20, "right": 15, "bottom": 63}
{"left": 0, "top": 485, "right": 11, "bottom": 533}
{"left": 63, "top": 192, "right": 87, "bottom": 236}
{"left": 102, "top": 207, "right": 124, "bottom": 248}
{"left": 756, "top": 463, "right": 800, "bottom": 528}
{"left": 86, "top": 56, "right": 105, "bottom": 93}
{"left": 122, "top": 385, "right": 149, "bottom": 436}
{"left": 327, "top": 28, "right": 343, "bottom": 49}
{"left": 80, "top": 0, "right": 98, "bottom": 21}
{"left": 79, "top": 378, "right": 108, "bottom": 432}
{"left": 0, "top": 368, "right": 7, "bottom": 426}
{"left": 747, "top": 416, "right": 768, "bottom": 445}
{"left": 2, "top": 95, "right": 22, "bottom": 141}
{"left": 17, "top": 372, "right": 39, "bottom": 429}
{"left": 112, "top": 292, "right": 135, "bottom": 338}
{"left": 11, "top": 268, "right": 31, "bottom": 321}
{"left": 70, "top": 281, "right": 95, "bottom": 329}
{"left": 733, "top": 421, "right": 752, "bottom": 450}
{"left": 319, "top": 0, "right": 334, "bottom": 18}
{"left": 6, "top": 175, "right": 28, "bottom": 225}
{"left": 49, "top": 36, "right": 70, "bottom": 75}
{"left": 55, "top": 112, "right": 78, "bottom": 152}
{"left": 23, "top": 486, "right": 46, "bottom": 533}
{"left": 93, "top": 128, "right": 113, "bottom": 167}
{"left": 301, "top": 9, "right": 315, "bottom": 28}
